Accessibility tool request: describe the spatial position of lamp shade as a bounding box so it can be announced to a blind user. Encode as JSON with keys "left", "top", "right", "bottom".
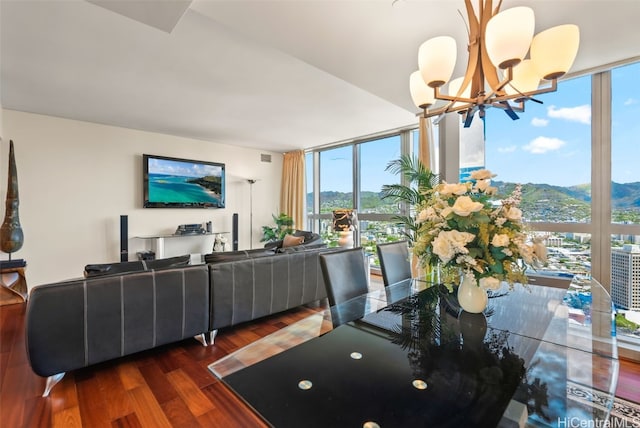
{"left": 333, "top": 209, "right": 355, "bottom": 232}
{"left": 418, "top": 36, "right": 457, "bottom": 88}
{"left": 530, "top": 24, "right": 580, "bottom": 80}
{"left": 485, "top": 7, "right": 535, "bottom": 69}
{"left": 505, "top": 59, "right": 541, "bottom": 96}
{"left": 410, "top": 71, "right": 435, "bottom": 109}
{"left": 447, "top": 76, "right": 471, "bottom": 108}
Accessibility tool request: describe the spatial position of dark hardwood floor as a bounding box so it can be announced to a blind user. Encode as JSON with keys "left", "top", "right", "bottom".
{"left": 1, "top": 276, "right": 638, "bottom": 427}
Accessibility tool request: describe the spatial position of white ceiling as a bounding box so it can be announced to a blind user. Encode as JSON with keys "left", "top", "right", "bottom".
{"left": 2, "top": 0, "right": 639, "bottom": 153}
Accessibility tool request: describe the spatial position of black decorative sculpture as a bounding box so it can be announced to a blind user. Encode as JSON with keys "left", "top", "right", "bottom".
{"left": 1, "top": 140, "right": 24, "bottom": 259}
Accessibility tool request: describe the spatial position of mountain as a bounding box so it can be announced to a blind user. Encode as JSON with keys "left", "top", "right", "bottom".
{"left": 308, "top": 181, "right": 640, "bottom": 222}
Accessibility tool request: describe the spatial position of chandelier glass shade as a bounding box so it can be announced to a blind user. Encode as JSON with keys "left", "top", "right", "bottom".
{"left": 409, "top": 0, "right": 580, "bottom": 127}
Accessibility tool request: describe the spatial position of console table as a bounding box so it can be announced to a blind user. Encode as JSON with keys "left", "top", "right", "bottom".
{"left": 134, "top": 232, "right": 229, "bottom": 259}
{"left": 217, "top": 279, "right": 618, "bottom": 427}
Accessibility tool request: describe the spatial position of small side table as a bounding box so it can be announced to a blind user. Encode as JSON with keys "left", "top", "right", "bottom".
{"left": 0, "top": 265, "right": 28, "bottom": 304}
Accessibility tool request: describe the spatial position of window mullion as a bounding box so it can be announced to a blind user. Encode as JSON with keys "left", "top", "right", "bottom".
{"left": 591, "top": 71, "right": 613, "bottom": 289}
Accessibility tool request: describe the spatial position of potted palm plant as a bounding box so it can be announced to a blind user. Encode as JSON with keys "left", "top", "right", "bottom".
{"left": 260, "top": 213, "right": 294, "bottom": 243}
{"left": 381, "top": 155, "right": 439, "bottom": 279}
{"left": 381, "top": 155, "right": 439, "bottom": 244}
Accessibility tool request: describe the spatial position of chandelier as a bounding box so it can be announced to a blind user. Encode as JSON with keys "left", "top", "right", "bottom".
{"left": 409, "top": 0, "right": 580, "bottom": 127}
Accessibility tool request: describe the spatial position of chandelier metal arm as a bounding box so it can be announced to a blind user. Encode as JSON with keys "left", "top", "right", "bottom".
{"left": 411, "top": 0, "right": 579, "bottom": 127}
{"left": 491, "top": 78, "right": 557, "bottom": 103}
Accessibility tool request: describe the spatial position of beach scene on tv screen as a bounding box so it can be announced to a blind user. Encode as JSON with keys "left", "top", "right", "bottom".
{"left": 148, "top": 157, "right": 223, "bottom": 206}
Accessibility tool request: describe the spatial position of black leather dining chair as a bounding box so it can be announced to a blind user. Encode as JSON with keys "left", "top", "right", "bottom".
{"left": 376, "top": 240, "right": 412, "bottom": 286}
{"left": 319, "top": 247, "right": 369, "bottom": 306}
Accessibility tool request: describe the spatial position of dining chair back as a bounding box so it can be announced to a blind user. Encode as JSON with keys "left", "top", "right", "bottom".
{"left": 319, "top": 247, "right": 369, "bottom": 306}
{"left": 376, "top": 240, "right": 412, "bottom": 286}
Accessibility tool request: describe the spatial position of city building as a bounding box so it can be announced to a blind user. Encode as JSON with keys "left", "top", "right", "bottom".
{"left": 611, "top": 244, "right": 640, "bottom": 310}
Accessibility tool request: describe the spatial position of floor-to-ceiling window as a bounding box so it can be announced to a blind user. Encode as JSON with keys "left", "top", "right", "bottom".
{"left": 305, "top": 59, "right": 639, "bottom": 359}
{"left": 610, "top": 61, "right": 640, "bottom": 349}
{"left": 483, "top": 61, "right": 640, "bottom": 356}
{"left": 305, "top": 128, "right": 424, "bottom": 267}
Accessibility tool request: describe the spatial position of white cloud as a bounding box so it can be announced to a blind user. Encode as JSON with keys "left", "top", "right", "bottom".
{"left": 624, "top": 98, "right": 638, "bottom": 106}
{"left": 531, "top": 117, "right": 549, "bottom": 127}
{"left": 523, "top": 137, "right": 566, "bottom": 154}
{"left": 547, "top": 104, "right": 591, "bottom": 124}
{"left": 497, "top": 145, "right": 517, "bottom": 153}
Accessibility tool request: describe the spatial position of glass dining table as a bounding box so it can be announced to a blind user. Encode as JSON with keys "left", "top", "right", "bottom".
{"left": 213, "top": 277, "right": 619, "bottom": 428}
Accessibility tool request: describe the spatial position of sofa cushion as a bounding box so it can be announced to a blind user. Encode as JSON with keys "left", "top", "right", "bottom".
{"left": 204, "top": 248, "right": 275, "bottom": 264}
{"left": 283, "top": 234, "right": 305, "bottom": 247}
{"left": 264, "top": 230, "right": 322, "bottom": 250}
{"left": 276, "top": 242, "right": 327, "bottom": 253}
{"left": 84, "top": 254, "right": 190, "bottom": 278}
{"left": 145, "top": 254, "right": 190, "bottom": 270}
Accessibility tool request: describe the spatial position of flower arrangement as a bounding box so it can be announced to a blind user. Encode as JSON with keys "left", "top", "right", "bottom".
{"left": 413, "top": 169, "right": 547, "bottom": 291}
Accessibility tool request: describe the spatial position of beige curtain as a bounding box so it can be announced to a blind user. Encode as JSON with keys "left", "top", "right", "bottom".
{"left": 280, "top": 150, "right": 305, "bottom": 230}
{"left": 418, "top": 115, "right": 434, "bottom": 170}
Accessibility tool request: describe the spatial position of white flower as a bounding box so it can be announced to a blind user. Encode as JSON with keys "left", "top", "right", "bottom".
{"left": 412, "top": 169, "right": 547, "bottom": 289}
{"left": 504, "top": 206, "right": 522, "bottom": 221}
{"left": 432, "top": 230, "right": 475, "bottom": 264}
{"left": 439, "top": 182, "right": 469, "bottom": 196}
{"left": 456, "top": 255, "right": 478, "bottom": 266}
{"left": 518, "top": 243, "right": 534, "bottom": 265}
{"left": 479, "top": 276, "right": 501, "bottom": 290}
{"left": 474, "top": 179, "right": 491, "bottom": 192}
{"left": 432, "top": 234, "right": 456, "bottom": 264}
{"left": 416, "top": 209, "right": 429, "bottom": 224}
{"left": 470, "top": 169, "right": 497, "bottom": 180}
{"left": 452, "top": 196, "right": 484, "bottom": 216}
{"left": 532, "top": 240, "right": 547, "bottom": 267}
{"left": 424, "top": 207, "right": 439, "bottom": 221}
{"left": 485, "top": 186, "right": 498, "bottom": 196}
{"left": 491, "top": 234, "right": 510, "bottom": 247}
{"left": 440, "top": 206, "right": 453, "bottom": 218}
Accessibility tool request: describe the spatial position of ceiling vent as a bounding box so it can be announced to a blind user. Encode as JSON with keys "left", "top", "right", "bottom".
{"left": 261, "top": 154, "right": 272, "bottom": 163}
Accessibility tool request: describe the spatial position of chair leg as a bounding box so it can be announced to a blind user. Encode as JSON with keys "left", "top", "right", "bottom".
{"left": 194, "top": 333, "right": 208, "bottom": 347}
{"left": 43, "top": 372, "right": 65, "bottom": 397}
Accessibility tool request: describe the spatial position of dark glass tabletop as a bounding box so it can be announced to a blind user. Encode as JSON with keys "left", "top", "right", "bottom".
{"left": 217, "top": 278, "right": 618, "bottom": 428}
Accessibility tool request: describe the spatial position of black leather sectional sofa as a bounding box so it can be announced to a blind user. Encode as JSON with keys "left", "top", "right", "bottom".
{"left": 26, "top": 245, "right": 332, "bottom": 397}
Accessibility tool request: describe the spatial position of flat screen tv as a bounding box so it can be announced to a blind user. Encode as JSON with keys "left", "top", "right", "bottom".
{"left": 143, "top": 154, "right": 225, "bottom": 208}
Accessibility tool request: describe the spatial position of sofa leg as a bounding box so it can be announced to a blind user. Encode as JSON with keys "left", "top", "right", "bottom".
{"left": 194, "top": 333, "right": 208, "bottom": 347}
{"left": 209, "top": 330, "right": 218, "bottom": 345}
{"left": 43, "top": 372, "right": 65, "bottom": 397}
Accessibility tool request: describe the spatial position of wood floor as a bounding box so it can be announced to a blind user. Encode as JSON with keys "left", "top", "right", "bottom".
{"left": 1, "top": 278, "right": 639, "bottom": 427}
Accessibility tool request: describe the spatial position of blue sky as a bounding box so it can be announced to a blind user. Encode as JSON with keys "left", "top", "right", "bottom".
{"left": 309, "top": 62, "right": 639, "bottom": 192}
{"left": 486, "top": 61, "right": 640, "bottom": 187}
{"left": 148, "top": 157, "right": 223, "bottom": 178}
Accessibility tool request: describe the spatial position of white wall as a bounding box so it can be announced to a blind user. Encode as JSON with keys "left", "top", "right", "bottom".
{"left": 1, "top": 109, "right": 283, "bottom": 287}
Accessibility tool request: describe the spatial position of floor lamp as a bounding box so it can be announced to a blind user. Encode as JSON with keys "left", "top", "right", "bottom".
{"left": 247, "top": 179, "right": 256, "bottom": 249}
